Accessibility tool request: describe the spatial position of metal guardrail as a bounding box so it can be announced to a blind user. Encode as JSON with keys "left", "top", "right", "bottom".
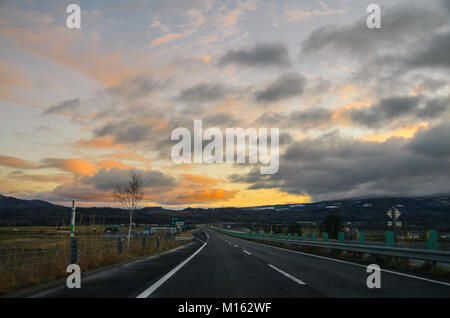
{"left": 215, "top": 229, "right": 450, "bottom": 264}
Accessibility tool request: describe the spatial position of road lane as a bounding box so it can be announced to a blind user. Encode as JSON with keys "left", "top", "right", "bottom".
{"left": 147, "top": 227, "right": 322, "bottom": 298}
{"left": 215, "top": 229, "right": 450, "bottom": 298}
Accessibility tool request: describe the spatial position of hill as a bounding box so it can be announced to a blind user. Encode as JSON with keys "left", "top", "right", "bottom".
{"left": 0, "top": 194, "right": 449, "bottom": 229}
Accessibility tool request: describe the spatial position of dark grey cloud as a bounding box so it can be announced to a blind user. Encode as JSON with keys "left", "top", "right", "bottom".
{"left": 299, "top": 1, "right": 449, "bottom": 98}
{"left": 408, "top": 123, "right": 450, "bottom": 158}
{"left": 94, "top": 121, "right": 151, "bottom": 144}
{"left": 219, "top": 43, "right": 290, "bottom": 68}
{"left": 417, "top": 96, "right": 450, "bottom": 119}
{"left": 348, "top": 96, "right": 422, "bottom": 128}
{"left": 254, "top": 72, "right": 306, "bottom": 103}
{"left": 300, "top": 2, "right": 442, "bottom": 59}
{"left": 42, "top": 98, "right": 81, "bottom": 116}
{"left": 175, "top": 83, "right": 228, "bottom": 104}
{"left": 202, "top": 112, "right": 240, "bottom": 127}
{"left": 347, "top": 95, "right": 449, "bottom": 128}
{"left": 254, "top": 107, "right": 332, "bottom": 130}
{"left": 406, "top": 32, "right": 450, "bottom": 69}
{"left": 82, "top": 168, "right": 176, "bottom": 190}
{"left": 230, "top": 123, "right": 450, "bottom": 201}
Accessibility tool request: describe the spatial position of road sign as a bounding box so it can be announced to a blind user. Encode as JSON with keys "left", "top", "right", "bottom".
{"left": 387, "top": 221, "right": 402, "bottom": 227}
{"left": 387, "top": 207, "right": 401, "bottom": 220}
{"left": 170, "top": 216, "right": 184, "bottom": 227}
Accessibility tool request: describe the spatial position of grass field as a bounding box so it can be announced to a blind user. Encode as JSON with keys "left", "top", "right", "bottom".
{"left": 0, "top": 225, "right": 193, "bottom": 294}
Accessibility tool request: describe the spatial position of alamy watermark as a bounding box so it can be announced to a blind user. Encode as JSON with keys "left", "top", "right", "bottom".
{"left": 171, "top": 120, "right": 279, "bottom": 174}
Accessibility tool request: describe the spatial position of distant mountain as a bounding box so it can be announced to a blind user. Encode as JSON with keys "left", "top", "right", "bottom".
{"left": 0, "top": 194, "right": 449, "bottom": 229}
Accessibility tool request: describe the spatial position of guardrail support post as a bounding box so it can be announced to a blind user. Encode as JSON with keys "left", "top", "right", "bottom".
{"left": 156, "top": 235, "right": 160, "bottom": 249}
{"left": 142, "top": 237, "right": 146, "bottom": 253}
{"left": 302, "top": 233, "right": 307, "bottom": 240}
{"left": 426, "top": 230, "right": 437, "bottom": 251}
{"left": 338, "top": 232, "right": 344, "bottom": 243}
{"left": 358, "top": 232, "right": 365, "bottom": 245}
{"left": 323, "top": 232, "right": 329, "bottom": 242}
{"left": 294, "top": 233, "right": 299, "bottom": 240}
{"left": 311, "top": 233, "right": 316, "bottom": 241}
{"left": 386, "top": 231, "right": 394, "bottom": 247}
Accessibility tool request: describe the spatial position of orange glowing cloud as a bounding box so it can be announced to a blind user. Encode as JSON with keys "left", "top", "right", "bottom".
{"left": 3, "top": 27, "right": 138, "bottom": 87}
{"left": 76, "top": 137, "right": 123, "bottom": 149}
{"left": 42, "top": 158, "right": 98, "bottom": 176}
{"left": 0, "top": 155, "right": 39, "bottom": 169}
{"left": 361, "top": 123, "right": 429, "bottom": 142}
{"left": 97, "top": 160, "right": 132, "bottom": 170}
{"left": 181, "top": 173, "right": 221, "bottom": 185}
{"left": 174, "top": 188, "right": 239, "bottom": 204}
{"left": 8, "top": 172, "right": 73, "bottom": 184}
{"left": 150, "top": 33, "right": 184, "bottom": 47}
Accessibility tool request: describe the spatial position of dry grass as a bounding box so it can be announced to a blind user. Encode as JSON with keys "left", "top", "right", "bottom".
{"left": 0, "top": 230, "right": 192, "bottom": 295}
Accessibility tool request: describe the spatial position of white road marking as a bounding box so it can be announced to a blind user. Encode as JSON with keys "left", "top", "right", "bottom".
{"left": 243, "top": 250, "right": 252, "bottom": 255}
{"left": 233, "top": 244, "right": 239, "bottom": 248}
{"left": 268, "top": 264, "right": 306, "bottom": 285}
{"left": 194, "top": 237, "right": 206, "bottom": 244}
{"left": 229, "top": 234, "right": 450, "bottom": 287}
{"left": 136, "top": 233, "right": 208, "bottom": 298}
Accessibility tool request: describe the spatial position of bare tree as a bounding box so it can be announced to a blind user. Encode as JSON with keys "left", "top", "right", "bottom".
{"left": 113, "top": 171, "right": 144, "bottom": 247}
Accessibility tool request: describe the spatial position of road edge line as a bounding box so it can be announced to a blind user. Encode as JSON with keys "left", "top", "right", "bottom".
{"left": 136, "top": 232, "right": 208, "bottom": 298}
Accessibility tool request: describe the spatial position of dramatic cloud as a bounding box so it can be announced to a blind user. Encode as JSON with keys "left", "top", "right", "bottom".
{"left": 219, "top": 43, "right": 290, "bottom": 68}
{"left": 82, "top": 168, "right": 176, "bottom": 190}
{"left": 408, "top": 123, "right": 450, "bottom": 158}
{"left": 300, "top": 2, "right": 444, "bottom": 59}
{"left": 254, "top": 107, "right": 332, "bottom": 130}
{"left": 254, "top": 72, "right": 306, "bottom": 103}
{"left": 230, "top": 123, "right": 450, "bottom": 201}
{"left": 405, "top": 32, "right": 450, "bottom": 69}
{"left": 348, "top": 96, "right": 422, "bottom": 128}
{"left": 94, "top": 121, "right": 152, "bottom": 144}
{"left": 347, "top": 96, "right": 449, "bottom": 128}
{"left": 41, "top": 158, "right": 98, "bottom": 176}
{"left": 176, "top": 83, "right": 228, "bottom": 104}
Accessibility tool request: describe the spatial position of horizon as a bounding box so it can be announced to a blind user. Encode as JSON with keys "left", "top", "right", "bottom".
{"left": 2, "top": 191, "right": 449, "bottom": 210}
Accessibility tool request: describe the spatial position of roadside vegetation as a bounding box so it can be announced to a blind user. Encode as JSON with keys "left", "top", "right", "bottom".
{"left": 0, "top": 226, "right": 193, "bottom": 295}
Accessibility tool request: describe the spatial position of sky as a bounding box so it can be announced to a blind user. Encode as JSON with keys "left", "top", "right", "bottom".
{"left": 0, "top": 0, "right": 449, "bottom": 208}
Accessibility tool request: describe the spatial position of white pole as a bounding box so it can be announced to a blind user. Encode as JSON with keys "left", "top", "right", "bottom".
{"left": 70, "top": 199, "right": 76, "bottom": 237}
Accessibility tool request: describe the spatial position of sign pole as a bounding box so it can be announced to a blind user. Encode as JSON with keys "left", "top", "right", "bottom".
{"left": 69, "top": 200, "right": 78, "bottom": 263}
{"left": 70, "top": 199, "right": 76, "bottom": 237}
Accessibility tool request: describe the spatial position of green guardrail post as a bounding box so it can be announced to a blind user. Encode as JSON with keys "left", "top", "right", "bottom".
{"left": 385, "top": 231, "right": 394, "bottom": 247}
{"left": 357, "top": 232, "right": 365, "bottom": 245}
{"left": 323, "top": 232, "right": 329, "bottom": 242}
{"left": 302, "top": 233, "right": 307, "bottom": 240}
{"left": 288, "top": 233, "right": 291, "bottom": 240}
{"left": 338, "top": 232, "right": 344, "bottom": 243}
{"left": 426, "top": 230, "right": 438, "bottom": 250}
{"left": 282, "top": 233, "right": 286, "bottom": 240}
{"left": 294, "top": 233, "right": 298, "bottom": 240}
{"left": 311, "top": 233, "right": 316, "bottom": 241}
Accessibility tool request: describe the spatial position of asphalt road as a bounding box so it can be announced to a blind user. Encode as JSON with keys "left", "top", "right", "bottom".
{"left": 33, "top": 228, "right": 450, "bottom": 298}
